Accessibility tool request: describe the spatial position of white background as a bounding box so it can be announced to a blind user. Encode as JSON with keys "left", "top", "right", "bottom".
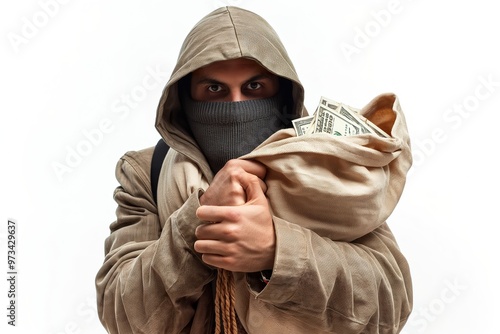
{"left": 1, "top": 0, "right": 498, "bottom": 333}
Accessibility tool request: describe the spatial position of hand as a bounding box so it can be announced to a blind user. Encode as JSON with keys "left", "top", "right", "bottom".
{"left": 199, "top": 159, "right": 267, "bottom": 206}
{"left": 194, "top": 162, "right": 275, "bottom": 272}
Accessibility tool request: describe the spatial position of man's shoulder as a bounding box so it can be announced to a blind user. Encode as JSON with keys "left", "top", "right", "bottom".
{"left": 111, "top": 146, "right": 159, "bottom": 212}
{"left": 120, "top": 146, "right": 156, "bottom": 167}
{"left": 115, "top": 146, "right": 156, "bottom": 185}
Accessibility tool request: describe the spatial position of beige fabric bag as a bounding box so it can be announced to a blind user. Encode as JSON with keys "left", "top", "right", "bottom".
{"left": 242, "top": 92, "right": 412, "bottom": 242}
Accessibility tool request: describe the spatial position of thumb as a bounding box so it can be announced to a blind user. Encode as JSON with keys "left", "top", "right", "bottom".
{"left": 240, "top": 173, "right": 267, "bottom": 204}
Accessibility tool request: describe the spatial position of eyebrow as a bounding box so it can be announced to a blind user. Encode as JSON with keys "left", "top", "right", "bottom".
{"left": 193, "top": 74, "right": 274, "bottom": 86}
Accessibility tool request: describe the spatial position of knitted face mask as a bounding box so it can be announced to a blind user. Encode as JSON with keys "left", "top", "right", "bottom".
{"left": 184, "top": 95, "right": 288, "bottom": 173}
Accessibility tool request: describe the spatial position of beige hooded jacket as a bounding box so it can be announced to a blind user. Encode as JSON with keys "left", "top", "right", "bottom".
{"left": 96, "top": 6, "right": 412, "bottom": 334}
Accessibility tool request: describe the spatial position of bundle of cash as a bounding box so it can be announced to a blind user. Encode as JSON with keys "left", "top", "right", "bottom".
{"left": 293, "top": 96, "right": 390, "bottom": 138}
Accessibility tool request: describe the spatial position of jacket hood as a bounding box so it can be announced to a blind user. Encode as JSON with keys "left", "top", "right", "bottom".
{"left": 154, "top": 6, "right": 306, "bottom": 174}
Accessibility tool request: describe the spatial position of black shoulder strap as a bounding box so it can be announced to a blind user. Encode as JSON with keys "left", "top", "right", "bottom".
{"left": 150, "top": 139, "right": 170, "bottom": 204}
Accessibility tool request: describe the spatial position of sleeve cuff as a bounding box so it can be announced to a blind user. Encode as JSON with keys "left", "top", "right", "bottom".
{"left": 247, "top": 216, "right": 309, "bottom": 303}
{"left": 172, "top": 188, "right": 205, "bottom": 252}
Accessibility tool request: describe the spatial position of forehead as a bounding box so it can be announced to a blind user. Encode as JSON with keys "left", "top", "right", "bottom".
{"left": 191, "top": 58, "right": 272, "bottom": 79}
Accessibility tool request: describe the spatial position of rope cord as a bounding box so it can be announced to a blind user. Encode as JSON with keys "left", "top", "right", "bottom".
{"left": 214, "top": 268, "right": 238, "bottom": 334}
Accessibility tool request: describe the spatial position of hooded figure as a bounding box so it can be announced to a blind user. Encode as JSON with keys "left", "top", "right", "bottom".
{"left": 96, "top": 6, "right": 412, "bottom": 334}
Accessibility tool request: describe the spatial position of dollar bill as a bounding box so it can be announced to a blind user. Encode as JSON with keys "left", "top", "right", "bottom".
{"left": 292, "top": 115, "right": 315, "bottom": 136}
{"left": 313, "top": 106, "right": 361, "bottom": 136}
{"left": 355, "top": 112, "right": 391, "bottom": 138}
{"left": 320, "top": 96, "right": 340, "bottom": 110}
{"left": 293, "top": 96, "right": 391, "bottom": 138}
{"left": 332, "top": 99, "right": 390, "bottom": 138}
{"left": 320, "top": 96, "right": 375, "bottom": 135}
{"left": 337, "top": 105, "right": 374, "bottom": 135}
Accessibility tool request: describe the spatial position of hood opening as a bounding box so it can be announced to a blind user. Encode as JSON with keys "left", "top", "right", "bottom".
{"left": 154, "top": 7, "right": 307, "bottom": 170}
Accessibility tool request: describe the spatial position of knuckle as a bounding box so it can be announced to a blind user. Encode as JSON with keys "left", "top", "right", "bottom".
{"left": 247, "top": 173, "right": 260, "bottom": 183}
{"left": 222, "top": 224, "right": 239, "bottom": 239}
{"left": 224, "top": 161, "right": 245, "bottom": 178}
{"left": 225, "top": 208, "right": 242, "bottom": 222}
{"left": 226, "top": 258, "right": 237, "bottom": 269}
{"left": 224, "top": 159, "right": 241, "bottom": 170}
{"left": 221, "top": 255, "right": 236, "bottom": 269}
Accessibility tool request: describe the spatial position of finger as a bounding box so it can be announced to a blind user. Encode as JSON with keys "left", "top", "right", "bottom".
{"left": 195, "top": 222, "right": 229, "bottom": 240}
{"left": 196, "top": 205, "right": 240, "bottom": 224}
{"left": 201, "top": 253, "right": 229, "bottom": 269}
{"left": 200, "top": 252, "right": 249, "bottom": 272}
{"left": 226, "top": 159, "right": 267, "bottom": 180}
{"left": 194, "top": 239, "right": 226, "bottom": 255}
{"left": 238, "top": 172, "right": 267, "bottom": 203}
{"left": 258, "top": 177, "right": 268, "bottom": 193}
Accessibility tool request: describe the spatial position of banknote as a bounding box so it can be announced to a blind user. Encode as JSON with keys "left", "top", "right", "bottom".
{"left": 320, "top": 96, "right": 374, "bottom": 135}
{"left": 320, "top": 96, "right": 340, "bottom": 110}
{"left": 293, "top": 96, "right": 391, "bottom": 138}
{"left": 313, "top": 106, "right": 361, "bottom": 136}
{"left": 292, "top": 115, "right": 315, "bottom": 136}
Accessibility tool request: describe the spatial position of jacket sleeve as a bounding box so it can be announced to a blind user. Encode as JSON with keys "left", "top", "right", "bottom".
{"left": 95, "top": 149, "right": 214, "bottom": 334}
{"left": 245, "top": 217, "right": 412, "bottom": 334}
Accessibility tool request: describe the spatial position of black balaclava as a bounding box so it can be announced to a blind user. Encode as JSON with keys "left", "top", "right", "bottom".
{"left": 183, "top": 94, "right": 290, "bottom": 173}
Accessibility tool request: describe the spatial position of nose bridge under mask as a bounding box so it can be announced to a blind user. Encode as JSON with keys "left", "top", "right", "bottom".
{"left": 183, "top": 95, "right": 288, "bottom": 173}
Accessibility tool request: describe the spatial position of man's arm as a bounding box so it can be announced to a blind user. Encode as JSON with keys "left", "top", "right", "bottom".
{"left": 194, "top": 159, "right": 412, "bottom": 333}
{"left": 245, "top": 219, "right": 412, "bottom": 333}
{"left": 95, "top": 149, "right": 214, "bottom": 333}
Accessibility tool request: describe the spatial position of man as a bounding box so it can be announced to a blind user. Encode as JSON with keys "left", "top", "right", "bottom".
{"left": 96, "top": 6, "right": 412, "bottom": 334}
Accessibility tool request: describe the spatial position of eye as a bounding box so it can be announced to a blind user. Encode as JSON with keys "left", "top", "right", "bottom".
{"left": 208, "top": 84, "right": 223, "bottom": 93}
{"left": 246, "top": 82, "right": 262, "bottom": 90}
